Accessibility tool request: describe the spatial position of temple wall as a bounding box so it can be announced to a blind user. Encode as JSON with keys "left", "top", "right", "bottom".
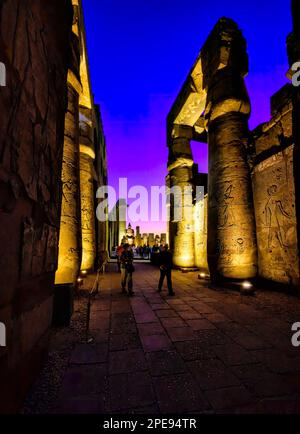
{"left": 0, "top": 0, "right": 72, "bottom": 412}
{"left": 252, "top": 89, "right": 300, "bottom": 286}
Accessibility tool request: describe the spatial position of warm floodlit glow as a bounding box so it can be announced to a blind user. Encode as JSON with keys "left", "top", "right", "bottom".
{"left": 242, "top": 281, "right": 253, "bottom": 290}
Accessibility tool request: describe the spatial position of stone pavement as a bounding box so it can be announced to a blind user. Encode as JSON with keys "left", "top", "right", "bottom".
{"left": 52, "top": 263, "right": 300, "bottom": 414}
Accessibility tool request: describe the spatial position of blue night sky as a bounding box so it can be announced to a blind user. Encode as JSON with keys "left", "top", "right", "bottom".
{"left": 82, "top": 0, "right": 292, "bottom": 233}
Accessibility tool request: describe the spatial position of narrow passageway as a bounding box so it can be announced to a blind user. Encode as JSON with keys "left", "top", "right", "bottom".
{"left": 24, "top": 263, "right": 300, "bottom": 414}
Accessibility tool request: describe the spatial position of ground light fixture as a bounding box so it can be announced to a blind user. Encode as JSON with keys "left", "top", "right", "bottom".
{"left": 241, "top": 280, "right": 253, "bottom": 290}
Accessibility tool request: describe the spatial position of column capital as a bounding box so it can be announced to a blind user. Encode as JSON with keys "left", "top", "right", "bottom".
{"left": 167, "top": 135, "right": 194, "bottom": 168}
{"left": 168, "top": 157, "right": 194, "bottom": 172}
{"left": 67, "top": 69, "right": 82, "bottom": 95}
{"left": 80, "top": 144, "right": 95, "bottom": 160}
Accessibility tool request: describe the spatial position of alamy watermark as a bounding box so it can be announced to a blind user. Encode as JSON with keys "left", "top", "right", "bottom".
{"left": 96, "top": 178, "right": 204, "bottom": 223}
{"left": 292, "top": 61, "right": 300, "bottom": 87}
{"left": 0, "top": 62, "right": 6, "bottom": 87}
{"left": 0, "top": 322, "right": 6, "bottom": 347}
{"left": 291, "top": 322, "right": 300, "bottom": 347}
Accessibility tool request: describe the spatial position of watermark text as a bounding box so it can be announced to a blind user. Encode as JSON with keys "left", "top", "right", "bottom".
{"left": 0, "top": 62, "right": 6, "bottom": 87}
{"left": 0, "top": 322, "right": 6, "bottom": 347}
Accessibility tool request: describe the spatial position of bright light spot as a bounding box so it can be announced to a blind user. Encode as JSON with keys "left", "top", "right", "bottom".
{"left": 242, "top": 281, "right": 253, "bottom": 290}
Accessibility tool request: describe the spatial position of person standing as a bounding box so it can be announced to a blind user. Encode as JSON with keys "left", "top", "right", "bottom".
{"left": 157, "top": 244, "right": 175, "bottom": 296}
{"left": 116, "top": 243, "right": 124, "bottom": 273}
{"left": 120, "top": 244, "right": 135, "bottom": 296}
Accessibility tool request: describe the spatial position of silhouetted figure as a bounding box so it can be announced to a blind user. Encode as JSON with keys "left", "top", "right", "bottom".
{"left": 116, "top": 243, "right": 124, "bottom": 273}
{"left": 120, "top": 244, "right": 135, "bottom": 296}
{"left": 157, "top": 244, "right": 175, "bottom": 296}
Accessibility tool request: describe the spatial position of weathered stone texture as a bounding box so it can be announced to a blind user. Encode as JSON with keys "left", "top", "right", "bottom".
{"left": 166, "top": 15, "right": 300, "bottom": 288}
{"left": 0, "top": 0, "right": 72, "bottom": 413}
{"left": 194, "top": 194, "right": 208, "bottom": 271}
{"left": 55, "top": 83, "right": 81, "bottom": 285}
{"left": 206, "top": 113, "right": 257, "bottom": 280}
{"left": 80, "top": 152, "right": 96, "bottom": 271}
{"left": 252, "top": 146, "right": 299, "bottom": 285}
{"left": 168, "top": 137, "right": 195, "bottom": 268}
{"left": 203, "top": 21, "right": 257, "bottom": 281}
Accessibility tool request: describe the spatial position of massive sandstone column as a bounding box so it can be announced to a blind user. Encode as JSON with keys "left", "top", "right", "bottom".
{"left": 55, "top": 80, "right": 81, "bottom": 285}
{"left": 167, "top": 133, "right": 195, "bottom": 268}
{"left": 79, "top": 108, "right": 96, "bottom": 272}
{"left": 203, "top": 19, "right": 257, "bottom": 281}
{"left": 194, "top": 194, "right": 209, "bottom": 272}
{"left": 54, "top": 0, "right": 82, "bottom": 325}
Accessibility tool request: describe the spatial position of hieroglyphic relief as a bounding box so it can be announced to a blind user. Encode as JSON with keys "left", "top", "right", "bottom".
{"left": 265, "top": 185, "right": 291, "bottom": 249}
{"left": 253, "top": 145, "right": 299, "bottom": 285}
{"left": 21, "top": 222, "right": 59, "bottom": 278}
{"left": 219, "top": 184, "right": 236, "bottom": 228}
{"left": 194, "top": 195, "right": 208, "bottom": 271}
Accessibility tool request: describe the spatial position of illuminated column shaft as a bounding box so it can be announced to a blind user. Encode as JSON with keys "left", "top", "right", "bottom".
{"left": 168, "top": 137, "right": 195, "bottom": 268}
{"left": 55, "top": 81, "right": 81, "bottom": 285}
{"left": 79, "top": 144, "right": 96, "bottom": 272}
{"left": 118, "top": 199, "right": 127, "bottom": 245}
{"left": 206, "top": 75, "right": 257, "bottom": 281}
{"left": 194, "top": 195, "right": 208, "bottom": 271}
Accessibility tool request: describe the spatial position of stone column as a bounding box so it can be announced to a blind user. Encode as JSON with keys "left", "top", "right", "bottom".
{"left": 167, "top": 135, "right": 195, "bottom": 268}
{"left": 203, "top": 19, "right": 257, "bottom": 282}
{"left": 55, "top": 80, "right": 81, "bottom": 287}
{"left": 54, "top": 0, "right": 82, "bottom": 325}
{"left": 194, "top": 194, "right": 208, "bottom": 272}
{"left": 79, "top": 108, "right": 96, "bottom": 272}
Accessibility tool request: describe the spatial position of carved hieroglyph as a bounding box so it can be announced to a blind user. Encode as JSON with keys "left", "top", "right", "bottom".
{"left": 202, "top": 20, "right": 257, "bottom": 281}
{"left": 168, "top": 137, "right": 195, "bottom": 268}
{"left": 80, "top": 150, "right": 96, "bottom": 271}
{"left": 55, "top": 83, "right": 81, "bottom": 285}
{"left": 194, "top": 195, "right": 209, "bottom": 271}
{"left": 167, "top": 19, "right": 258, "bottom": 278}
{"left": 253, "top": 146, "right": 299, "bottom": 285}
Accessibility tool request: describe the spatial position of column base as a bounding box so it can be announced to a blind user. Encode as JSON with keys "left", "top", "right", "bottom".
{"left": 52, "top": 284, "right": 74, "bottom": 326}
{"left": 180, "top": 267, "right": 199, "bottom": 273}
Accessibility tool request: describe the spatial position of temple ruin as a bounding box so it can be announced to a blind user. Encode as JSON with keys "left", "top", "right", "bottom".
{"left": 0, "top": 0, "right": 108, "bottom": 412}
{"left": 0, "top": 0, "right": 299, "bottom": 416}
{"left": 167, "top": 1, "right": 300, "bottom": 289}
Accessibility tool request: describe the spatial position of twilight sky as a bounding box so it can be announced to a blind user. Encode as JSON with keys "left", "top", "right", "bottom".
{"left": 82, "top": 0, "right": 292, "bottom": 234}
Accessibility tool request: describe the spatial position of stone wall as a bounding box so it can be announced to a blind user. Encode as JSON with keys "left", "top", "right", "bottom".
{"left": 252, "top": 85, "right": 300, "bottom": 287}
{"left": 0, "top": 0, "right": 72, "bottom": 413}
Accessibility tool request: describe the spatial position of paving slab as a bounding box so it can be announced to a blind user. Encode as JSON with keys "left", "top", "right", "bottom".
{"left": 32, "top": 263, "right": 300, "bottom": 414}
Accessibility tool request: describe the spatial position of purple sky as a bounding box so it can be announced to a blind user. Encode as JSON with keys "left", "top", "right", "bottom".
{"left": 82, "top": 0, "right": 292, "bottom": 234}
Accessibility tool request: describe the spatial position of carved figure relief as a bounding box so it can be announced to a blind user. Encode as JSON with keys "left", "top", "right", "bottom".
{"left": 236, "top": 237, "right": 245, "bottom": 254}
{"left": 219, "top": 185, "right": 235, "bottom": 228}
{"left": 264, "top": 185, "right": 290, "bottom": 249}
